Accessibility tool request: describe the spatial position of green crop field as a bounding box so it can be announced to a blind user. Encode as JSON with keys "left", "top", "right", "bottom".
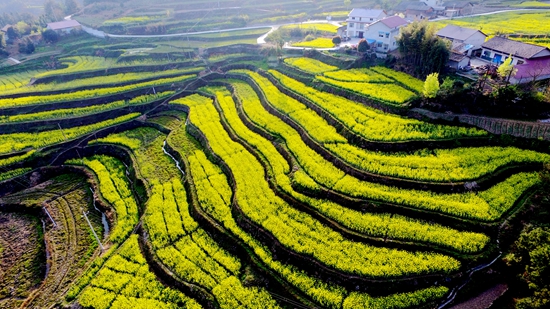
{"left": 0, "top": 29, "right": 549, "bottom": 309}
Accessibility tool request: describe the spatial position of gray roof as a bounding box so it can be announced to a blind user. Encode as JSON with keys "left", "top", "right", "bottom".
{"left": 482, "top": 36, "right": 550, "bottom": 59}
{"left": 407, "top": 2, "right": 433, "bottom": 11}
{"left": 348, "top": 8, "right": 386, "bottom": 18}
{"left": 437, "top": 25, "right": 485, "bottom": 41}
{"left": 393, "top": 1, "right": 428, "bottom": 11}
{"left": 47, "top": 20, "right": 81, "bottom": 31}
{"left": 449, "top": 52, "right": 467, "bottom": 62}
{"left": 442, "top": 1, "right": 473, "bottom": 8}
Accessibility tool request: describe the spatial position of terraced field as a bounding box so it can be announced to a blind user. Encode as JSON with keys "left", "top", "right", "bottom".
{"left": 0, "top": 51, "right": 549, "bottom": 309}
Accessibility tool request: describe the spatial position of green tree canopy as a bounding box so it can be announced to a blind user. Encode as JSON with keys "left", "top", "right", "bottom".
{"left": 423, "top": 73, "right": 440, "bottom": 99}
{"left": 397, "top": 21, "right": 450, "bottom": 78}
{"left": 64, "top": 0, "right": 79, "bottom": 15}
{"left": 497, "top": 56, "right": 518, "bottom": 84}
{"left": 357, "top": 38, "right": 369, "bottom": 52}
{"left": 506, "top": 227, "right": 550, "bottom": 309}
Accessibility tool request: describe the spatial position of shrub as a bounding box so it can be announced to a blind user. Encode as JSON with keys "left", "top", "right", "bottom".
{"left": 358, "top": 38, "right": 369, "bottom": 52}
{"left": 423, "top": 73, "right": 440, "bottom": 99}
{"left": 332, "top": 36, "right": 342, "bottom": 45}
{"left": 304, "top": 34, "right": 315, "bottom": 41}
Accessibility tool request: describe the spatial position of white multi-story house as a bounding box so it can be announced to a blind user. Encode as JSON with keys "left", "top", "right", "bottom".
{"left": 345, "top": 9, "right": 387, "bottom": 38}
{"left": 362, "top": 16, "right": 408, "bottom": 53}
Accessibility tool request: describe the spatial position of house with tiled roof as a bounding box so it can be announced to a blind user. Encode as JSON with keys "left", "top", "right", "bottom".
{"left": 392, "top": 1, "right": 436, "bottom": 20}
{"left": 480, "top": 36, "right": 550, "bottom": 83}
{"left": 345, "top": 9, "right": 387, "bottom": 38}
{"left": 361, "top": 16, "right": 409, "bottom": 53}
{"left": 437, "top": 25, "right": 487, "bottom": 56}
{"left": 1, "top": 24, "right": 12, "bottom": 40}
{"left": 442, "top": 1, "right": 474, "bottom": 16}
{"left": 46, "top": 20, "right": 81, "bottom": 34}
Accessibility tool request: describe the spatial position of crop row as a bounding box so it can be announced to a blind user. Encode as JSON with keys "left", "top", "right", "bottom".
{"left": 369, "top": 67, "right": 425, "bottom": 94}
{"left": 104, "top": 127, "right": 281, "bottom": 308}
{"left": 327, "top": 143, "right": 550, "bottom": 182}
{"left": 0, "top": 75, "right": 195, "bottom": 109}
{"left": 236, "top": 70, "right": 550, "bottom": 183}
{"left": 35, "top": 56, "right": 188, "bottom": 78}
{"left": 68, "top": 155, "right": 138, "bottom": 244}
{"left": 187, "top": 133, "right": 450, "bottom": 309}
{"left": 0, "top": 167, "right": 32, "bottom": 182}
{"left": 322, "top": 69, "right": 394, "bottom": 83}
{"left": 0, "top": 70, "right": 42, "bottom": 92}
{"left": 291, "top": 38, "right": 336, "bottom": 48}
{"left": 0, "top": 113, "right": 140, "bottom": 155}
{"left": 78, "top": 235, "right": 202, "bottom": 309}
{"left": 283, "top": 57, "right": 338, "bottom": 74}
{"left": 2, "top": 68, "right": 201, "bottom": 96}
{"left": 0, "top": 92, "right": 174, "bottom": 125}
{"left": 265, "top": 69, "right": 488, "bottom": 141}
{"left": 315, "top": 75, "right": 417, "bottom": 105}
{"left": 225, "top": 77, "right": 538, "bottom": 221}
{"left": 176, "top": 94, "right": 462, "bottom": 278}
{"left": 225, "top": 77, "right": 540, "bottom": 221}
{"left": 222, "top": 81, "right": 490, "bottom": 253}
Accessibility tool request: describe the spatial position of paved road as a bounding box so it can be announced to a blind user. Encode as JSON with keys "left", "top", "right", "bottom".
{"left": 67, "top": 13, "right": 342, "bottom": 42}
{"left": 69, "top": 7, "right": 550, "bottom": 43}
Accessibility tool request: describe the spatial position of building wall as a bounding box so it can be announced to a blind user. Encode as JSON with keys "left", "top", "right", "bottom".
{"left": 448, "top": 56, "right": 470, "bottom": 70}
{"left": 464, "top": 32, "right": 486, "bottom": 51}
{"left": 363, "top": 22, "right": 400, "bottom": 52}
{"left": 346, "top": 11, "right": 387, "bottom": 38}
{"left": 480, "top": 48, "right": 526, "bottom": 65}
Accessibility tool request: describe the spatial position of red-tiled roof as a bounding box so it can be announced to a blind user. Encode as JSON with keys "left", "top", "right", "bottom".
{"left": 47, "top": 20, "right": 81, "bottom": 30}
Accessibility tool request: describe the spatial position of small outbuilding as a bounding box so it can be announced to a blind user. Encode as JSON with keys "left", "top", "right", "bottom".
{"left": 437, "top": 25, "right": 487, "bottom": 56}
{"left": 46, "top": 20, "right": 82, "bottom": 34}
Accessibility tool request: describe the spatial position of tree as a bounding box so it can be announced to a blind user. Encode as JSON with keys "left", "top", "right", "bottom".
{"left": 332, "top": 36, "right": 342, "bottom": 45}
{"left": 423, "top": 73, "right": 440, "bottom": 99}
{"left": 15, "top": 21, "right": 31, "bottom": 36}
{"left": 505, "top": 227, "right": 550, "bottom": 309}
{"left": 357, "top": 38, "right": 369, "bottom": 52}
{"left": 497, "top": 56, "right": 517, "bottom": 85}
{"left": 397, "top": 21, "right": 450, "bottom": 78}
{"left": 64, "top": 0, "right": 79, "bottom": 15}
{"left": 18, "top": 38, "right": 35, "bottom": 54}
{"left": 344, "top": 0, "right": 351, "bottom": 8}
{"left": 42, "top": 29, "right": 59, "bottom": 43}
{"left": 6, "top": 26, "right": 18, "bottom": 41}
{"left": 44, "top": 0, "right": 63, "bottom": 21}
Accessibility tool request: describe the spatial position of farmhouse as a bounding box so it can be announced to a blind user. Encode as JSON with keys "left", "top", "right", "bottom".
{"left": 345, "top": 9, "right": 387, "bottom": 38}
{"left": 1, "top": 24, "right": 12, "bottom": 40}
{"left": 442, "top": 1, "right": 474, "bottom": 16}
{"left": 481, "top": 36, "right": 550, "bottom": 83}
{"left": 362, "top": 16, "right": 409, "bottom": 53}
{"left": 436, "top": 25, "right": 487, "bottom": 56}
{"left": 391, "top": 1, "right": 436, "bottom": 20}
{"left": 46, "top": 20, "right": 82, "bottom": 34}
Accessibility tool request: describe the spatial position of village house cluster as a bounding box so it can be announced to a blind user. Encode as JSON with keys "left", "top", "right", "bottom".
{"left": 341, "top": 4, "right": 550, "bottom": 84}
